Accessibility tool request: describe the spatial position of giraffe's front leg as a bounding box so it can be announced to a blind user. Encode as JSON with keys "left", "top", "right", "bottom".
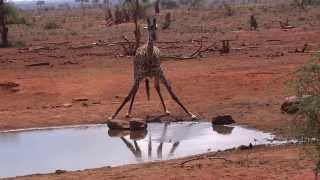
{"left": 109, "top": 80, "right": 140, "bottom": 120}
{"left": 159, "top": 74, "right": 197, "bottom": 119}
{"left": 157, "top": 122, "right": 169, "bottom": 159}
{"left": 154, "top": 77, "right": 170, "bottom": 115}
{"left": 126, "top": 81, "right": 140, "bottom": 118}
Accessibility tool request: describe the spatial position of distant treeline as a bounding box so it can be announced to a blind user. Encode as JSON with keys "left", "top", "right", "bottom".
{"left": 10, "top": 0, "right": 320, "bottom": 10}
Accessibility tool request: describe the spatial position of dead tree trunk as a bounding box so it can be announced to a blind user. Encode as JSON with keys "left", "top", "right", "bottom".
{"left": 220, "top": 40, "right": 230, "bottom": 54}
{"left": 155, "top": 0, "right": 160, "bottom": 14}
{"left": 0, "top": 0, "right": 8, "bottom": 47}
{"left": 249, "top": 15, "right": 258, "bottom": 31}
{"left": 134, "top": 0, "right": 141, "bottom": 52}
{"left": 120, "top": 0, "right": 141, "bottom": 56}
{"left": 162, "top": 12, "right": 171, "bottom": 30}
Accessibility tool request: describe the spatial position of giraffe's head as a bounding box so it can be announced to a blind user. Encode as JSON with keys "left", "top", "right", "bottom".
{"left": 146, "top": 16, "right": 157, "bottom": 42}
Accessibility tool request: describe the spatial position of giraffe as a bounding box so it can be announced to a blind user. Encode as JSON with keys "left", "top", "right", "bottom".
{"left": 109, "top": 16, "right": 196, "bottom": 120}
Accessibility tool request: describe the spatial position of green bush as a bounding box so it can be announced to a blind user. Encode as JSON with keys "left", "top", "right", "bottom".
{"left": 113, "top": 0, "right": 150, "bottom": 24}
{"left": 291, "top": 53, "right": 320, "bottom": 139}
{"left": 161, "top": 0, "right": 179, "bottom": 9}
{"left": 12, "top": 41, "right": 26, "bottom": 48}
{"left": 44, "top": 21, "right": 61, "bottom": 30}
{"left": 292, "top": 53, "right": 320, "bottom": 97}
{"left": 4, "top": 3, "right": 27, "bottom": 25}
{"left": 289, "top": 52, "right": 320, "bottom": 178}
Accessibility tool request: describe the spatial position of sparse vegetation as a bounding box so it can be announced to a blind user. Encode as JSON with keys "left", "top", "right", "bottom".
{"left": 220, "top": 40, "right": 230, "bottom": 54}
{"left": 291, "top": 0, "right": 318, "bottom": 10}
{"left": 178, "top": 0, "right": 205, "bottom": 8}
{"left": 223, "top": 3, "right": 234, "bottom": 16}
{"left": 1, "top": 1, "right": 320, "bottom": 179}
{"left": 0, "top": 0, "right": 8, "bottom": 47}
{"left": 290, "top": 52, "right": 320, "bottom": 178}
{"left": 249, "top": 15, "right": 258, "bottom": 30}
{"left": 12, "top": 40, "right": 26, "bottom": 47}
{"left": 36, "top": 0, "right": 45, "bottom": 10}
{"left": 154, "top": 0, "right": 160, "bottom": 13}
{"left": 4, "top": 3, "right": 27, "bottom": 25}
{"left": 162, "top": 12, "right": 171, "bottom": 30}
{"left": 292, "top": 53, "right": 320, "bottom": 98}
{"left": 113, "top": 0, "right": 150, "bottom": 24}
{"left": 161, "top": 0, "right": 179, "bottom": 9}
{"left": 119, "top": 0, "right": 141, "bottom": 56}
{"left": 44, "top": 21, "right": 61, "bottom": 29}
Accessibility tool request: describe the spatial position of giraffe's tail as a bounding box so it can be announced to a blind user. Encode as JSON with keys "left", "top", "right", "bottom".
{"left": 145, "top": 78, "right": 150, "bottom": 101}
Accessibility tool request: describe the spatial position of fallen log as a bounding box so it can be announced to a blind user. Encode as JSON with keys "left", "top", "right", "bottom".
{"left": 26, "top": 62, "right": 50, "bottom": 67}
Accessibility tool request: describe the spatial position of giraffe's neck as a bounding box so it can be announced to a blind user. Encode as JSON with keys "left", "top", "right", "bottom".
{"left": 147, "top": 36, "right": 154, "bottom": 56}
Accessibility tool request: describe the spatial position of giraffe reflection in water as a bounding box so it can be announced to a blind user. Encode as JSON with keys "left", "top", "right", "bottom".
{"left": 108, "top": 122, "right": 234, "bottom": 161}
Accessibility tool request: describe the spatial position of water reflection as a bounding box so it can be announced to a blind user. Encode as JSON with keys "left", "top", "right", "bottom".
{"left": 108, "top": 122, "right": 236, "bottom": 161}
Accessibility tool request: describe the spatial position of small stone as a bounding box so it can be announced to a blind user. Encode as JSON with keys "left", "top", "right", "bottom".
{"left": 63, "top": 103, "right": 72, "bottom": 108}
{"left": 238, "top": 143, "right": 253, "bottom": 150}
{"left": 42, "top": 105, "right": 50, "bottom": 109}
{"left": 212, "top": 115, "right": 235, "bottom": 125}
{"left": 281, "top": 96, "right": 305, "bottom": 114}
{"left": 72, "top": 98, "right": 89, "bottom": 102}
{"left": 92, "top": 101, "right": 101, "bottom": 105}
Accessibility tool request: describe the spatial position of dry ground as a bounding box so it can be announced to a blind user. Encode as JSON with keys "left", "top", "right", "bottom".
{"left": 1, "top": 4, "right": 320, "bottom": 179}
{"left": 16, "top": 145, "right": 317, "bottom": 180}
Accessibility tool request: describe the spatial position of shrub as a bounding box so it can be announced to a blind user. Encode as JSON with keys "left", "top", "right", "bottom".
{"left": 113, "top": 0, "right": 150, "bottom": 24}
{"left": 222, "top": 3, "right": 234, "bottom": 16}
{"left": 161, "top": 0, "right": 179, "bottom": 9}
{"left": 44, "top": 21, "right": 61, "bottom": 29}
{"left": 12, "top": 41, "right": 26, "bottom": 48}
{"left": 290, "top": 52, "right": 320, "bottom": 177}
{"left": 162, "top": 12, "right": 171, "bottom": 29}
{"left": 4, "top": 3, "right": 27, "bottom": 25}
{"left": 292, "top": 53, "right": 320, "bottom": 98}
{"left": 249, "top": 15, "right": 258, "bottom": 30}
{"left": 291, "top": 0, "right": 320, "bottom": 10}
{"left": 178, "top": 0, "right": 205, "bottom": 8}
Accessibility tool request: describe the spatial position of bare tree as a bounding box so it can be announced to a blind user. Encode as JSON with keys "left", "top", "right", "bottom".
{"left": 0, "top": 0, "right": 8, "bottom": 47}
{"left": 92, "top": 0, "right": 100, "bottom": 8}
{"left": 249, "top": 15, "right": 258, "bottom": 30}
{"left": 104, "top": 0, "right": 113, "bottom": 26}
{"left": 133, "top": 0, "right": 141, "bottom": 53}
{"left": 103, "top": 0, "right": 111, "bottom": 17}
{"left": 162, "top": 12, "right": 171, "bottom": 29}
{"left": 292, "top": 0, "right": 317, "bottom": 10}
{"left": 75, "top": 0, "right": 89, "bottom": 14}
{"left": 178, "top": 0, "right": 204, "bottom": 8}
{"left": 120, "top": 0, "right": 141, "bottom": 55}
{"left": 155, "top": 0, "right": 160, "bottom": 14}
{"left": 36, "top": 0, "right": 45, "bottom": 9}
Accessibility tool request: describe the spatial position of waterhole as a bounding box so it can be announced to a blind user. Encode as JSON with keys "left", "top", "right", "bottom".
{"left": 0, "top": 122, "right": 285, "bottom": 178}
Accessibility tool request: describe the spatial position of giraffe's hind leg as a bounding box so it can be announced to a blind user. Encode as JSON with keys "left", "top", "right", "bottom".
{"left": 159, "top": 74, "right": 197, "bottom": 119}
{"left": 154, "top": 77, "right": 170, "bottom": 115}
{"left": 109, "top": 80, "right": 140, "bottom": 120}
{"left": 126, "top": 81, "right": 140, "bottom": 118}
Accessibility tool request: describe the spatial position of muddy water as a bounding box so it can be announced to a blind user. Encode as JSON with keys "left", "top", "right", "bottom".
{"left": 0, "top": 122, "right": 284, "bottom": 178}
